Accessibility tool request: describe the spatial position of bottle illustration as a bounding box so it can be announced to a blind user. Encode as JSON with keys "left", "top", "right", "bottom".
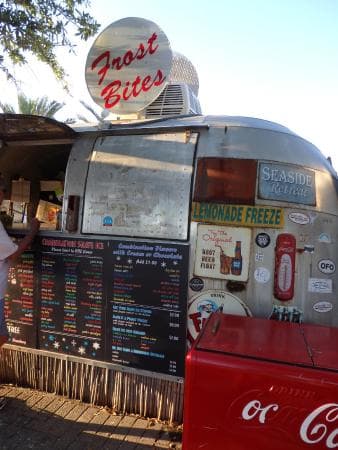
{"left": 231, "top": 241, "right": 242, "bottom": 276}
{"left": 216, "top": 245, "right": 232, "bottom": 275}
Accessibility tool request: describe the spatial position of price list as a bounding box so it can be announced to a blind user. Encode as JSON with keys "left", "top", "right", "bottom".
{"left": 38, "top": 237, "right": 105, "bottom": 360}
{"left": 5, "top": 244, "right": 36, "bottom": 348}
{"left": 107, "top": 241, "right": 189, "bottom": 377}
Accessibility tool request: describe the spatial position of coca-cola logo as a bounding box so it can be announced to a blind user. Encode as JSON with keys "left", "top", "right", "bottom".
{"left": 240, "top": 399, "right": 338, "bottom": 448}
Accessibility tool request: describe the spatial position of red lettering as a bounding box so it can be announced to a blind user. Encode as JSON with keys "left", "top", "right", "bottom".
{"left": 141, "top": 75, "right": 152, "bottom": 92}
{"left": 112, "top": 56, "right": 123, "bottom": 71}
{"left": 131, "top": 75, "right": 142, "bottom": 97}
{"left": 101, "top": 80, "right": 121, "bottom": 108}
{"left": 153, "top": 69, "right": 166, "bottom": 86}
{"left": 100, "top": 70, "right": 166, "bottom": 110}
{"left": 123, "top": 50, "right": 134, "bottom": 66}
{"left": 122, "top": 82, "right": 132, "bottom": 101}
{"left": 189, "top": 312, "right": 201, "bottom": 333}
{"left": 147, "top": 32, "right": 159, "bottom": 54}
{"left": 91, "top": 51, "right": 110, "bottom": 85}
{"left": 135, "top": 43, "right": 146, "bottom": 60}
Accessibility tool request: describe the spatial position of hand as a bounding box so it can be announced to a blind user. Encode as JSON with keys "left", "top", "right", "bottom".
{"left": 30, "top": 217, "right": 41, "bottom": 234}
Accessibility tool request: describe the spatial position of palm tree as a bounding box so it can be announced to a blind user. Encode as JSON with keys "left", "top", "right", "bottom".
{"left": 0, "top": 92, "right": 64, "bottom": 118}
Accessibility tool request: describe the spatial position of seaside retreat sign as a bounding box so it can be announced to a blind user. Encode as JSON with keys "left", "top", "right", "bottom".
{"left": 258, "top": 162, "right": 316, "bottom": 205}
{"left": 85, "top": 17, "right": 173, "bottom": 114}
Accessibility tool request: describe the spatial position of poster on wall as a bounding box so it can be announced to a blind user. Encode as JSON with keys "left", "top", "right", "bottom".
{"left": 194, "top": 225, "right": 251, "bottom": 282}
{"left": 106, "top": 240, "right": 189, "bottom": 377}
{"left": 37, "top": 237, "right": 106, "bottom": 360}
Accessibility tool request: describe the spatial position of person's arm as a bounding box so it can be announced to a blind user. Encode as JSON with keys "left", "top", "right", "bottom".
{"left": 7, "top": 218, "right": 40, "bottom": 261}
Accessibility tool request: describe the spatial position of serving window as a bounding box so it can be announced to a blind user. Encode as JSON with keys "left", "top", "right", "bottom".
{"left": 82, "top": 132, "right": 197, "bottom": 240}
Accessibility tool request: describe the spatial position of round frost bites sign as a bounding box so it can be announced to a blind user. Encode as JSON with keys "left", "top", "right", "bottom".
{"left": 85, "top": 17, "right": 173, "bottom": 114}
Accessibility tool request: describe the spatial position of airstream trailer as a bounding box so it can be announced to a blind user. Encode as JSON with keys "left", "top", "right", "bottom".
{"left": 0, "top": 112, "right": 337, "bottom": 422}
{"left": 0, "top": 17, "right": 337, "bottom": 424}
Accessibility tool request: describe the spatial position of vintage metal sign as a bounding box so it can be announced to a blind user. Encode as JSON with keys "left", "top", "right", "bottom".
{"left": 85, "top": 17, "right": 173, "bottom": 114}
{"left": 191, "top": 202, "right": 284, "bottom": 228}
{"left": 194, "top": 224, "right": 251, "bottom": 281}
{"left": 258, "top": 162, "right": 316, "bottom": 205}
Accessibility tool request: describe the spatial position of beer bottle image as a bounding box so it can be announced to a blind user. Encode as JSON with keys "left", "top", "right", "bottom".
{"left": 231, "top": 241, "right": 242, "bottom": 276}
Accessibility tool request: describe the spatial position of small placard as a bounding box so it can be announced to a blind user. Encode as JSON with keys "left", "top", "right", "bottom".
{"left": 258, "top": 162, "right": 315, "bottom": 205}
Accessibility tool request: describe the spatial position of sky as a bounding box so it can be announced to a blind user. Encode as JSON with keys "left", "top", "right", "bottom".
{"left": 1, "top": 0, "right": 338, "bottom": 170}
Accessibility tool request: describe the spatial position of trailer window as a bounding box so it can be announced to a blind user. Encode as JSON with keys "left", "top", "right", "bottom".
{"left": 194, "top": 158, "right": 257, "bottom": 205}
{"left": 82, "top": 132, "right": 197, "bottom": 240}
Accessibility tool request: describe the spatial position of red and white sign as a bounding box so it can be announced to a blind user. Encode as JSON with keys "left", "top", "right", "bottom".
{"left": 85, "top": 17, "right": 173, "bottom": 114}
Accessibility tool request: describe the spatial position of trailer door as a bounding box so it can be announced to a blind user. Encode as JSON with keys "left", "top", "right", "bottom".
{"left": 82, "top": 132, "right": 197, "bottom": 240}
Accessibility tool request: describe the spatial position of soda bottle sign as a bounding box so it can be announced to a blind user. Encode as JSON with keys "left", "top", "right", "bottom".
{"left": 231, "top": 241, "right": 242, "bottom": 276}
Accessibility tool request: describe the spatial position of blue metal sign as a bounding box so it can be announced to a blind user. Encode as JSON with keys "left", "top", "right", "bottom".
{"left": 258, "top": 162, "right": 316, "bottom": 205}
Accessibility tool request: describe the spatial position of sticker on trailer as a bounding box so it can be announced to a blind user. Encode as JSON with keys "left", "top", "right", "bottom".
{"left": 254, "top": 267, "right": 270, "bottom": 283}
{"left": 255, "top": 252, "right": 264, "bottom": 262}
{"left": 308, "top": 278, "right": 333, "bottom": 293}
{"left": 288, "top": 212, "right": 310, "bottom": 225}
{"left": 255, "top": 233, "right": 270, "bottom": 248}
{"left": 317, "top": 259, "right": 336, "bottom": 274}
{"left": 189, "top": 277, "right": 204, "bottom": 292}
{"left": 313, "top": 301, "right": 333, "bottom": 313}
{"left": 318, "top": 233, "right": 331, "bottom": 243}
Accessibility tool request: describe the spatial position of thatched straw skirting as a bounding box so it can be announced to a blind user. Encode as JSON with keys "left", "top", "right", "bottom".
{"left": 0, "top": 345, "right": 184, "bottom": 423}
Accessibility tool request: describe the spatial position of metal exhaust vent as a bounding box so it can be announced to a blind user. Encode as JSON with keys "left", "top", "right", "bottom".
{"left": 144, "top": 83, "right": 201, "bottom": 117}
{"left": 140, "top": 52, "right": 202, "bottom": 119}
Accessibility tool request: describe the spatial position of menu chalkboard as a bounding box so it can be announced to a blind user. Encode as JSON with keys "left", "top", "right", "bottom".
{"left": 38, "top": 237, "right": 106, "bottom": 360}
{"left": 6, "top": 234, "right": 190, "bottom": 378}
{"left": 107, "top": 241, "right": 189, "bottom": 377}
{"left": 5, "top": 239, "right": 37, "bottom": 348}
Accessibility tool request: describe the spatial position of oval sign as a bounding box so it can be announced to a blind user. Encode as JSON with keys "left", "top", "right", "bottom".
{"left": 313, "top": 301, "right": 333, "bottom": 313}
{"left": 288, "top": 212, "right": 310, "bottom": 225}
{"left": 85, "top": 17, "right": 173, "bottom": 114}
{"left": 317, "top": 259, "right": 336, "bottom": 274}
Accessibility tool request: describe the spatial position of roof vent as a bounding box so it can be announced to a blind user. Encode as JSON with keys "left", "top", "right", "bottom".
{"left": 144, "top": 83, "right": 201, "bottom": 117}
{"left": 138, "top": 51, "right": 202, "bottom": 119}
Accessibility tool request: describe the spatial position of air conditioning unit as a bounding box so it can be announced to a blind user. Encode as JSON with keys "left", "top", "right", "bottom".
{"left": 142, "top": 83, "right": 202, "bottom": 118}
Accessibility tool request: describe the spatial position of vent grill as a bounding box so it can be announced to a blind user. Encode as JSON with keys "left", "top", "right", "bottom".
{"left": 144, "top": 83, "right": 201, "bottom": 118}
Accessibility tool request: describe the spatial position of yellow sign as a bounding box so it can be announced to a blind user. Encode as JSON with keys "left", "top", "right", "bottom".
{"left": 191, "top": 202, "right": 284, "bottom": 228}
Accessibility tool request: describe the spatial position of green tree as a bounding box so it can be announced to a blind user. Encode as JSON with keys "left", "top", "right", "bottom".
{"left": 0, "top": 92, "right": 64, "bottom": 118}
{"left": 0, "top": 0, "right": 100, "bottom": 83}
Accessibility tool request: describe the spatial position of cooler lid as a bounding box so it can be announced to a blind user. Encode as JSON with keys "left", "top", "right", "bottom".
{"left": 301, "top": 322, "right": 338, "bottom": 371}
{"left": 195, "top": 313, "right": 313, "bottom": 367}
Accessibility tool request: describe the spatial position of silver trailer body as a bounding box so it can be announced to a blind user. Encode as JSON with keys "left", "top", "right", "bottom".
{"left": 1, "top": 113, "right": 337, "bottom": 421}
{"left": 63, "top": 115, "right": 337, "bottom": 329}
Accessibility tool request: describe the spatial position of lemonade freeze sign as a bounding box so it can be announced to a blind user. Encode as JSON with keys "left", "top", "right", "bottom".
{"left": 194, "top": 225, "right": 251, "bottom": 282}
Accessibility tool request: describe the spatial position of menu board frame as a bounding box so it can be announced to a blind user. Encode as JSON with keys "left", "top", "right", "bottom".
{"left": 6, "top": 233, "right": 189, "bottom": 380}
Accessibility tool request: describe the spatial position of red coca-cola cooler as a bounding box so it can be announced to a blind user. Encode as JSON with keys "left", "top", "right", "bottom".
{"left": 182, "top": 312, "right": 338, "bottom": 449}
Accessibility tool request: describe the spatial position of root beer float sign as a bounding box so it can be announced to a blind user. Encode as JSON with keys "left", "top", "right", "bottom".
{"left": 85, "top": 17, "right": 173, "bottom": 114}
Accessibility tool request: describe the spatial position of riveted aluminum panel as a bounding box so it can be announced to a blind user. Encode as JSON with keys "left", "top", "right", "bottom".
{"left": 82, "top": 132, "right": 197, "bottom": 239}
